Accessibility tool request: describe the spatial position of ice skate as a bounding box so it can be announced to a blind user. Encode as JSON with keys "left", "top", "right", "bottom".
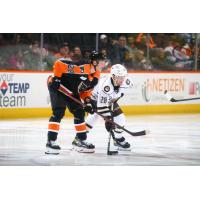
{"left": 45, "top": 140, "right": 61, "bottom": 155}
{"left": 114, "top": 137, "right": 131, "bottom": 151}
{"left": 72, "top": 137, "right": 95, "bottom": 153}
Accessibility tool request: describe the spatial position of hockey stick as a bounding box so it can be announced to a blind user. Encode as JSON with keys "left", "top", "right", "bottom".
{"left": 106, "top": 95, "right": 124, "bottom": 155}
{"left": 107, "top": 131, "right": 118, "bottom": 155}
{"left": 58, "top": 84, "right": 147, "bottom": 137}
{"left": 164, "top": 90, "right": 200, "bottom": 102}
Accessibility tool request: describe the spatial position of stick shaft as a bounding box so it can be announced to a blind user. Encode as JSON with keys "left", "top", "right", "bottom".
{"left": 107, "top": 132, "right": 112, "bottom": 154}
{"left": 171, "top": 97, "right": 200, "bottom": 102}
{"left": 165, "top": 90, "right": 200, "bottom": 102}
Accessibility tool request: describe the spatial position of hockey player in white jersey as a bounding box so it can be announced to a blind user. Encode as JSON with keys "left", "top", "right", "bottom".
{"left": 85, "top": 64, "right": 133, "bottom": 151}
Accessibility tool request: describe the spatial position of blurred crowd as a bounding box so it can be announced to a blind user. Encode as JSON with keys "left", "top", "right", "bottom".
{"left": 0, "top": 33, "right": 199, "bottom": 71}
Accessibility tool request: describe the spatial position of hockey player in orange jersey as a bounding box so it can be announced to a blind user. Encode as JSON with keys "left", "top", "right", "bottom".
{"left": 45, "top": 51, "right": 106, "bottom": 154}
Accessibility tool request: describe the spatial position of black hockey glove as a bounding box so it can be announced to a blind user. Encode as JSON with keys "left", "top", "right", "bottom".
{"left": 49, "top": 76, "right": 61, "bottom": 90}
{"left": 78, "top": 77, "right": 98, "bottom": 93}
{"left": 84, "top": 97, "right": 95, "bottom": 114}
{"left": 105, "top": 116, "right": 115, "bottom": 132}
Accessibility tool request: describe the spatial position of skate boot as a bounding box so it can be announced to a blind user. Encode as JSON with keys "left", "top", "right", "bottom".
{"left": 72, "top": 137, "right": 95, "bottom": 153}
{"left": 45, "top": 140, "right": 61, "bottom": 155}
{"left": 114, "top": 137, "right": 131, "bottom": 151}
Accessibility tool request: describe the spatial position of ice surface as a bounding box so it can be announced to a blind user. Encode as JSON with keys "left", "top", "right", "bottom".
{"left": 0, "top": 114, "right": 200, "bottom": 166}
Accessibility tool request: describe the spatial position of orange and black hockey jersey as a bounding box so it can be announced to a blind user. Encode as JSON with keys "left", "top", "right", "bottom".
{"left": 52, "top": 59, "right": 100, "bottom": 99}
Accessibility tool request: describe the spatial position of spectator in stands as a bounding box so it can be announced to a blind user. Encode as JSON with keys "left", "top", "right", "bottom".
{"left": 181, "top": 43, "right": 193, "bottom": 58}
{"left": 164, "top": 40, "right": 176, "bottom": 56}
{"left": 150, "top": 48, "right": 173, "bottom": 70}
{"left": 8, "top": 49, "right": 25, "bottom": 70}
{"left": 71, "top": 46, "right": 83, "bottom": 63}
{"left": 164, "top": 41, "right": 193, "bottom": 70}
{"left": 11, "top": 34, "right": 29, "bottom": 54}
{"left": 23, "top": 41, "right": 41, "bottom": 70}
{"left": 54, "top": 42, "right": 72, "bottom": 61}
{"left": 82, "top": 49, "right": 91, "bottom": 61}
{"left": 99, "top": 34, "right": 108, "bottom": 49}
{"left": 135, "top": 33, "right": 156, "bottom": 53}
{"left": 178, "top": 33, "right": 193, "bottom": 44}
{"left": 0, "top": 33, "right": 197, "bottom": 71}
{"left": 40, "top": 47, "right": 57, "bottom": 70}
{"left": 98, "top": 48, "right": 111, "bottom": 71}
{"left": 132, "top": 49, "right": 153, "bottom": 70}
{"left": 99, "top": 34, "right": 113, "bottom": 58}
{"left": 127, "top": 35, "right": 135, "bottom": 50}
{"left": 111, "top": 35, "right": 132, "bottom": 66}
{"left": 0, "top": 55, "right": 8, "bottom": 69}
{"left": 196, "top": 46, "right": 200, "bottom": 70}
{"left": 12, "top": 34, "right": 23, "bottom": 45}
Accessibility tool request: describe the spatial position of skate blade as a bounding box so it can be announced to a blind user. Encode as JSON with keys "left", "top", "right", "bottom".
{"left": 72, "top": 146, "right": 95, "bottom": 153}
{"left": 45, "top": 147, "right": 60, "bottom": 155}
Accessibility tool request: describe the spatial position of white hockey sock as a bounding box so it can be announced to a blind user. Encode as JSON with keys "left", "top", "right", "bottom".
{"left": 85, "top": 113, "right": 99, "bottom": 130}
{"left": 114, "top": 113, "right": 126, "bottom": 138}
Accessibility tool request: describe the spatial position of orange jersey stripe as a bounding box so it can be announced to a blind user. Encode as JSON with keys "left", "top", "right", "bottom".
{"left": 53, "top": 60, "right": 99, "bottom": 78}
{"left": 75, "top": 123, "right": 86, "bottom": 132}
{"left": 48, "top": 123, "right": 60, "bottom": 131}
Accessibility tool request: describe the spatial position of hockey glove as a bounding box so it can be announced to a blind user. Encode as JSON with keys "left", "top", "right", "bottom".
{"left": 84, "top": 97, "right": 95, "bottom": 114}
{"left": 105, "top": 116, "right": 115, "bottom": 132}
{"left": 49, "top": 76, "right": 61, "bottom": 90}
{"left": 78, "top": 77, "right": 98, "bottom": 93}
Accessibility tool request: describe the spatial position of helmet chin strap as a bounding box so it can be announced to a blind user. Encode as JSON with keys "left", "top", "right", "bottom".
{"left": 111, "top": 76, "right": 120, "bottom": 93}
{"left": 111, "top": 75, "right": 118, "bottom": 86}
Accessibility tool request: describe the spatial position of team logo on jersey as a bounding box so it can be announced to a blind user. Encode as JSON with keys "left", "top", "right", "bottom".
{"left": 126, "top": 79, "right": 130, "bottom": 85}
{"left": 80, "top": 65, "right": 85, "bottom": 73}
{"left": 104, "top": 86, "right": 110, "bottom": 92}
{"left": 80, "top": 76, "right": 87, "bottom": 81}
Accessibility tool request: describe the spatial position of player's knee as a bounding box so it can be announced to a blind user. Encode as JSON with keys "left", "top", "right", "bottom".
{"left": 113, "top": 113, "right": 126, "bottom": 134}
{"left": 73, "top": 108, "right": 85, "bottom": 123}
{"left": 50, "top": 109, "right": 65, "bottom": 122}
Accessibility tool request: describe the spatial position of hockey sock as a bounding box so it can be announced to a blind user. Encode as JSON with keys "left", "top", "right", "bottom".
{"left": 47, "top": 121, "right": 60, "bottom": 141}
{"left": 76, "top": 132, "right": 87, "bottom": 141}
{"left": 48, "top": 131, "right": 58, "bottom": 141}
{"left": 74, "top": 122, "right": 87, "bottom": 141}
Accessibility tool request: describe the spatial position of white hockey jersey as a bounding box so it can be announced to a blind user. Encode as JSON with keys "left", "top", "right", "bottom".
{"left": 91, "top": 74, "right": 133, "bottom": 113}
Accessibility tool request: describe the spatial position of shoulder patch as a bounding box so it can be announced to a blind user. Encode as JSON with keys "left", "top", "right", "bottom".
{"left": 126, "top": 79, "right": 131, "bottom": 85}
{"left": 104, "top": 86, "right": 110, "bottom": 92}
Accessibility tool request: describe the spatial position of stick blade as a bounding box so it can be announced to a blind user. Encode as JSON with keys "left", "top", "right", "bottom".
{"left": 164, "top": 90, "right": 173, "bottom": 101}
{"left": 128, "top": 130, "right": 147, "bottom": 136}
{"left": 170, "top": 98, "right": 177, "bottom": 102}
{"left": 107, "top": 150, "right": 118, "bottom": 155}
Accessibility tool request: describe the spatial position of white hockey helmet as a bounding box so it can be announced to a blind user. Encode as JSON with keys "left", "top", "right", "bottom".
{"left": 110, "top": 64, "right": 127, "bottom": 77}
{"left": 110, "top": 64, "right": 127, "bottom": 86}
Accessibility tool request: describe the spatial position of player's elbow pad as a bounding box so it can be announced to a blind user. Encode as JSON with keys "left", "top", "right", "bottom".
{"left": 50, "top": 76, "right": 61, "bottom": 90}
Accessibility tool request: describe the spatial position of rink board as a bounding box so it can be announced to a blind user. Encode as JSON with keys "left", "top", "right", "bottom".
{"left": 0, "top": 71, "right": 200, "bottom": 118}
{"left": 1, "top": 104, "right": 200, "bottom": 119}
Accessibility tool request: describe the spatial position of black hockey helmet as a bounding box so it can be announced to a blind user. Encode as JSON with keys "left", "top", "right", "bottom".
{"left": 89, "top": 50, "right": 106, "bottom": 61}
